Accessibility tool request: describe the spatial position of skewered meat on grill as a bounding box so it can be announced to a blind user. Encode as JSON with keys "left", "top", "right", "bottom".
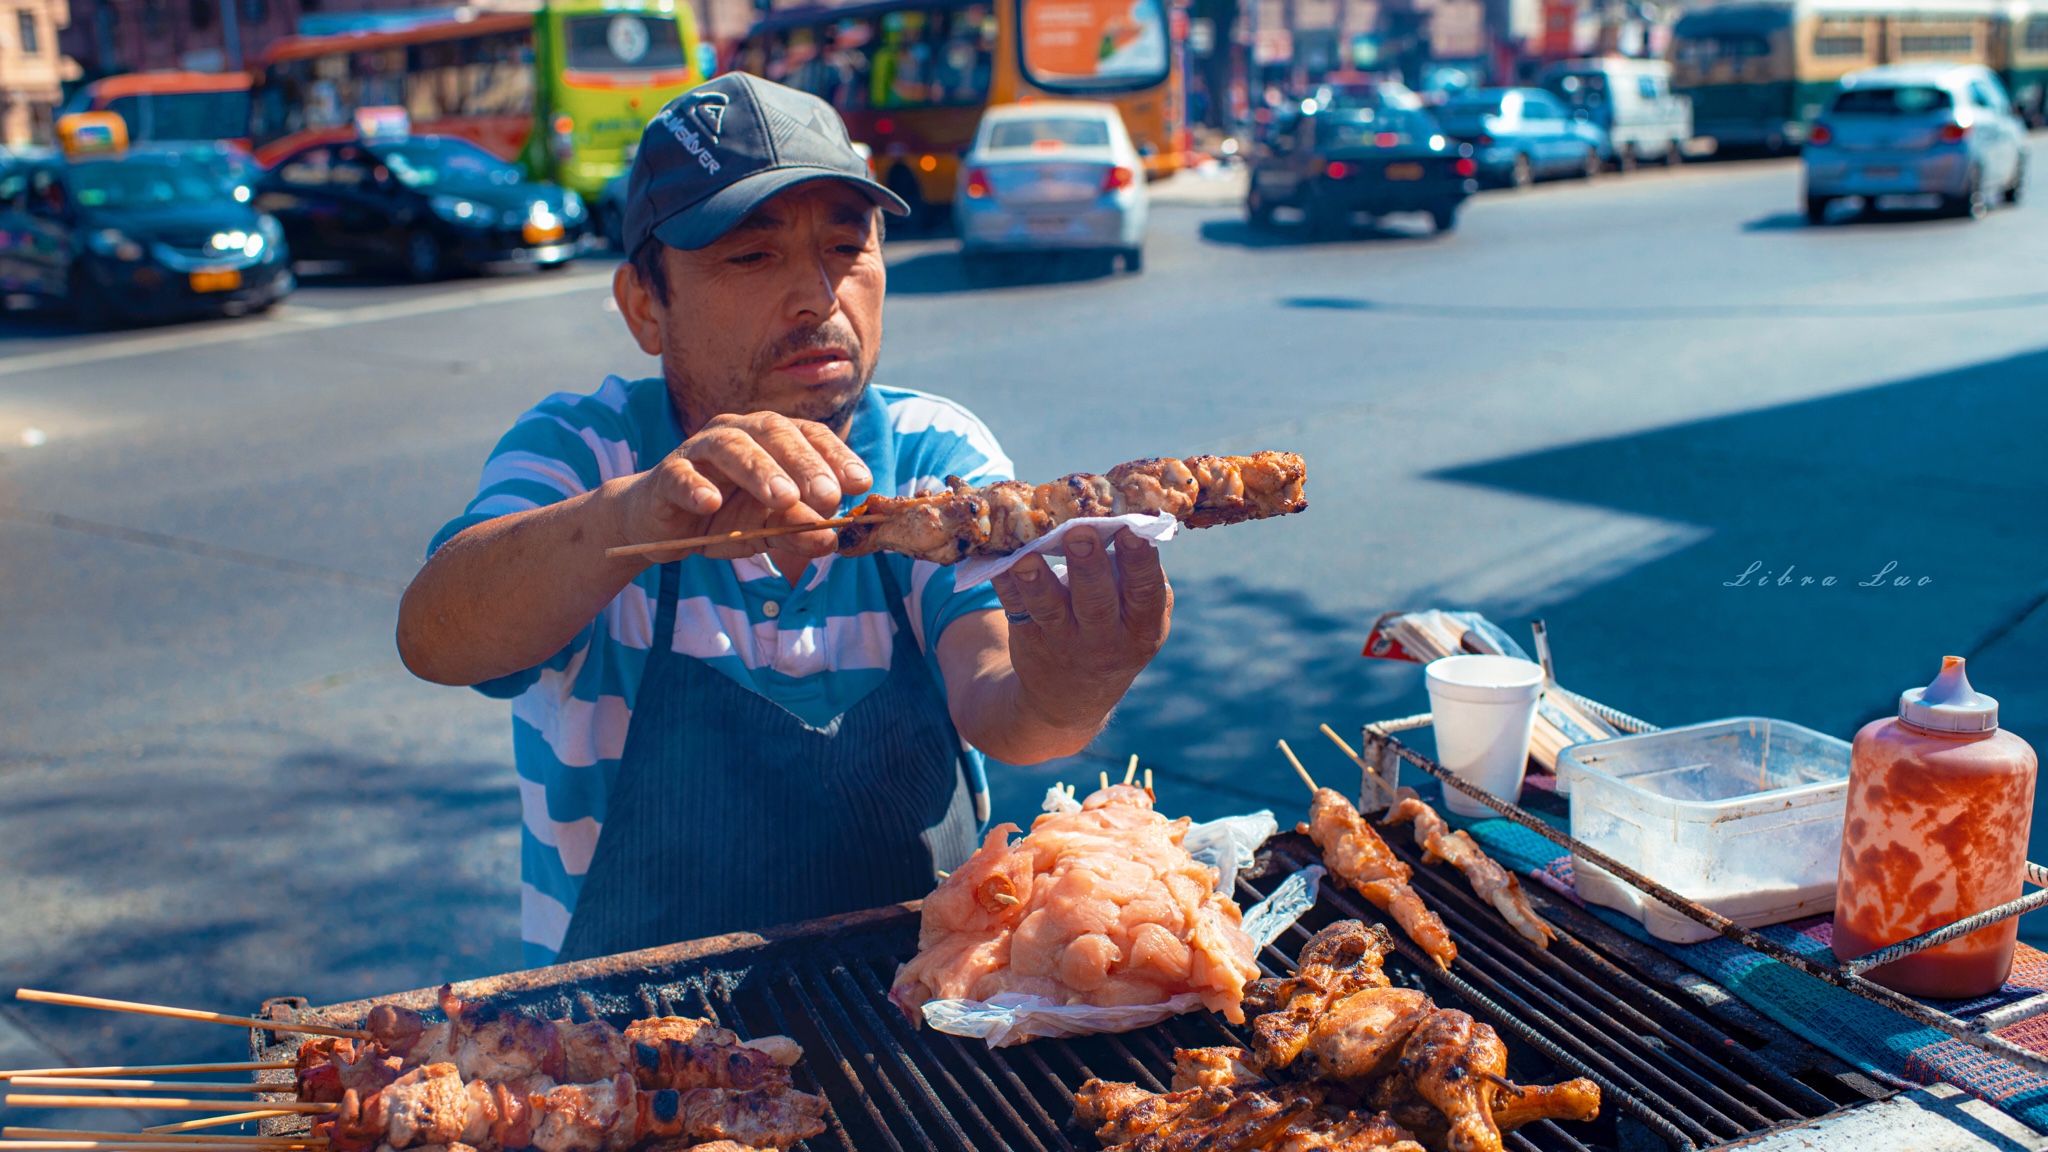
{"left": 1384, "top": 792, "right": 1555, "bottom": 950}
{"left": 1244, "top": 920, "right": 1395, "bottom": 1069}
{"left": 1172, "top": 1047, "right": 1265, "bottom": 1091}
{"left": 1300, "top": 790, "right": 1458, "bottom": 969}
{"left": 338, "top": 987, "right": 796, "bottom": 1093}
{"left": 1075, "top": 1074, "right": 1424, "bottom": 1152}
{"left": 318, "top": 1062, "right": 827, "bottom": 1152}
{"left": 1369, "top": 1069, "right": 1601, "bottom": 1152}
{"left": 837, "top": 451, "right": 1308, "bottom": 564}
{"left": 889, "top": 783, "right": 1264, "bottom": 1025}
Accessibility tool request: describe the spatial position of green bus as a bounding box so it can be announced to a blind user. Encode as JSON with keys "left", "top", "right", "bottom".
{"left": 1670, "top": 0, "right": 2048, "bottom": 152}
{"left": 255, "top": 1, "right": 706, "bottom": 201}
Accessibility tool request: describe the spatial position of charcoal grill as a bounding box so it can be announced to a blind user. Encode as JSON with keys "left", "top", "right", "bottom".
{"left": 248, "top": 831, "right": 1887, "bottom": 1152}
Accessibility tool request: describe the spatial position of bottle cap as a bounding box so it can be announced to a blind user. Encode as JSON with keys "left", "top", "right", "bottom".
{"left": 1900, "top": 656, "right": 1999, "bottom": 733}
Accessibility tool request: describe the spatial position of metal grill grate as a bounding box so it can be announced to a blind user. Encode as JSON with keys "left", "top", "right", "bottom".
{"left": 256, "top": 834, "right": 1885, "bottom": 1152}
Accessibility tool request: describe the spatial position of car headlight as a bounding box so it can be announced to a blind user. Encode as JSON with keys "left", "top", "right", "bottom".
{"left": 561, "top": 189, "right": 586, "bottom": 221}
{"left": 88, "top": 228, "right": 145, "bottom": 261}
{"left": 431, "top": 195, "right": 497, "bottom": 226}
{"left": 257, "top": 213, "right": 284, "bottom": 250}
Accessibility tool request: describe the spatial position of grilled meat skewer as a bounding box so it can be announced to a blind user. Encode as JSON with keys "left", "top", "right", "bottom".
{"left": 1383, "top": 792, "right": 1555, "bottom": 950}
{"left": 837, "top": 451, "right": 1307, "bottom": 565}
{"left": 1300, "top": 792, "right": 1458, "bottom": 969}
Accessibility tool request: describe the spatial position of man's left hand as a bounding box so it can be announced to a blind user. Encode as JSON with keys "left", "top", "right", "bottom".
{"left": 988, "top": 526, "right": 1173, "bottom": 738}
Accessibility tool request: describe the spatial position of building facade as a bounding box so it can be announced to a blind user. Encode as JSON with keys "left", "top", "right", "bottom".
{"left": 1, "top": 0, "right": 74, "bottom": 144}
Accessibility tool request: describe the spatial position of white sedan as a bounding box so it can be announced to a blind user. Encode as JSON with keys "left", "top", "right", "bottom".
{"left": 953, "top": 101, "right": 1149, "bottom": 272}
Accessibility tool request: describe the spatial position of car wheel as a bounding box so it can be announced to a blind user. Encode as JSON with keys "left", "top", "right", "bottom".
{"left": 2005, "top": 157, "right": 2026, "bottom": 204}
{"left": 1247, "top": 187, "right": 1275, "bottom": 229}
{"left": 1429, "top": 205, "right": 1458, "bottom": 233}
{"left": 1664, "top": 141, "right": 1684, "bottom": 167}
{"left": 1805, "top": 193, "right": 1833, "bottom": 224}
{"left": 405, "top": 229, "right": 445, "bottom": 281}
{"left": 68, "top": 269, "right": 114, "bottom": 330}
{"left": 1945, "top": 168, "right": 1991, "bottom": 219}
{"left": 1119, "top": 246, "right": 1144, "bottom": 273}
{"left": 886, "top": 165, "right": 931, "bottom": 231}
{"left": 1509, "top": 153, "right": 1534, "bottom": 189}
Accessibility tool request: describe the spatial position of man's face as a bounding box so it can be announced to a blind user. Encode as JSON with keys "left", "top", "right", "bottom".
{"left": 618, "top": 181, "right": 886, "bottom": 435}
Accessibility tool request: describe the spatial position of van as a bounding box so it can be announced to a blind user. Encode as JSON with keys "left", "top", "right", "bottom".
{"left": 1540, "top": 57, "right": 1694, "bottom": 167}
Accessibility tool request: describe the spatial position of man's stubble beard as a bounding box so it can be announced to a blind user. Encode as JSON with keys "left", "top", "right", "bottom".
{"left": 667, "top": 318, "right": 875, "bottom": 436}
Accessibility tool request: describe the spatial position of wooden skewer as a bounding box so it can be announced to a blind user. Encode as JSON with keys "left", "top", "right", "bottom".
{"left": 1122, "top": 755, "right": 1138, "bottom": 785}
{"left": 0, "top": 1065, "right": 293, "bottom": 1083}
{"left": 1143, "top": 768, "right": 1152, "bottom": 794}
{"left": 1098, "top": 771, "right": 1110, "bottom": 791}
{"left": 990, "top": 893, "right": 1021, "bottom": 907}
{"left": 1319, "top": 723, "right": 1394, "bottom": 806}
{"left": 142, "top": 1114, "right": 299, "bottom": 1135}
{"left": 13, "top": 991, "right": 370, "bottom": 1041}
{"left": 7, "top": 1081, "right": 281, "bottom": 1095}
{"left": 1277, "top": 739, "right": 1318, "bottom": 793}
{"left": 6, "top": 1131, "right": 320, "bottom": 1147}
{"left": 4, "top": 1100, "right": 334, "bottom": 1115}
{"left": 604, "top": 513, "right": 888, "bottom": 559}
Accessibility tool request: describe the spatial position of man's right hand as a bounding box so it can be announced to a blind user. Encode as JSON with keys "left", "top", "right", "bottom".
{"left": 616, "top": 412, "right": 875, "bottom": 563}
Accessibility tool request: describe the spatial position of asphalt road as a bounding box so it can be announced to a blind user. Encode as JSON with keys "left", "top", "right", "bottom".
{"left": 3, "top": 151, "right": 2046, "bottom": 1102}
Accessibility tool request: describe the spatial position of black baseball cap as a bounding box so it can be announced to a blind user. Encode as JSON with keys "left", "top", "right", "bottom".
{"left": 623, "top": 72, "right": 910, "bottom": 254}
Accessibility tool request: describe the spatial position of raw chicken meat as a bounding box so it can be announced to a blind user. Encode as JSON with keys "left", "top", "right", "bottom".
{"left": 890, "top": 784, "right": 1264, "bottom": 1023}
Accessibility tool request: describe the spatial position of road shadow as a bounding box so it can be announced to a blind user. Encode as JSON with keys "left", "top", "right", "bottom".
{"left": 886, "top": 249, "right": 1125, "bottom": 294}
{"left": 1427, "top": 345, "right": 2048, "bottom": 937}
{"left": 1199, "top": 216, "right": 1443, "bottom": 249}
{"left": 0, "top": 743, "right": 523, "bottom": 1116}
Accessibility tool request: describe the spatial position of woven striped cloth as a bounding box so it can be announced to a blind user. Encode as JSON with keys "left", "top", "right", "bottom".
{"left": 1462, "top": 815, "right": 2048, "bottom": 1132}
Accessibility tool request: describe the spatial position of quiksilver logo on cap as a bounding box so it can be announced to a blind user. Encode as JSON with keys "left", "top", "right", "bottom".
{"left": 658, "top": 91, "right": 729, "bottom": 175}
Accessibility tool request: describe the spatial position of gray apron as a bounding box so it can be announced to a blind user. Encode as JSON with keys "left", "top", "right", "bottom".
{"left": 554, "top": 556, "right": 978, "bottom": 961}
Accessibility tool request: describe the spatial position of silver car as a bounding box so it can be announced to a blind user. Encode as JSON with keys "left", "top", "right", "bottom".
{"left": 953, "top": 101, "right": 1149, "bottom": 272}
{"left": 1803, "top": 63, "right": 2027, "bottom": 222}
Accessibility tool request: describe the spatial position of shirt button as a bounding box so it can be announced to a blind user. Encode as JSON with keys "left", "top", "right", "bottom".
{"left": 763, "top": 601, "right": 781, "bottom": 619}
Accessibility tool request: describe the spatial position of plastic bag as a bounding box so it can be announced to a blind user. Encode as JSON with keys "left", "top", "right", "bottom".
{"left": 1182, "top": 810, "right": 1279, "bottom": 896}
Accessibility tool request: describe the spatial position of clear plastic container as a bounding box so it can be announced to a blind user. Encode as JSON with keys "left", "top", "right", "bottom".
{"left": 1557, "top": 718, "right": 1851, "bottom": 943}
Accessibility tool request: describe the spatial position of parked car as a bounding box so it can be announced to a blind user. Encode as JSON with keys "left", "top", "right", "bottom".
{"left": 255, "top": 133, "right": 593, "bottom": 281}
{"left": 1540, "top": 58, "right": 1692, "bottom": 169}
{"left": 1802, "top": 64, "right": 2027, "bottom": 222}
{"left": 953, "top": 101, "right": 1149, "bottom": 272}
{"left": 1247, "top": 104, "right": 1477, "bottom": 236}
{"left": 1434, "top": 88, "right": 1605, "bottom": 187}
{"left": 0, "top": 144, "right": 293, "bottom": 327}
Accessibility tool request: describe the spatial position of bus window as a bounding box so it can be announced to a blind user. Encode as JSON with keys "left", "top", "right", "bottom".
{"left": 746, "top": 4, "right": 992, "bottom": 109}
{"left": 406, "top": 33, "right": 534, "bottom": 121}
{"left": 1018, "top": 0, "right": 1169, "bottom": 90}
{"left": 565, "top": 13, "right": 688, "bottom": 71}
{"left": 104, "top": 90, "right": 252, "bottom": 141}
{"left": 1674, "top": 33, "right": 1772, "bottom": 67}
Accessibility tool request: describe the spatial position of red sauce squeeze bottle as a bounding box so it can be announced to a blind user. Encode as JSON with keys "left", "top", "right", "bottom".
{"left": 1833, "top": 656, "right": 2037, "bottom": 998}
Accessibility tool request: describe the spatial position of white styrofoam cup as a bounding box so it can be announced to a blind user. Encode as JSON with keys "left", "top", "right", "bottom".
{"left": 1425, "top": 655, "right": 1546, "bottom": 817}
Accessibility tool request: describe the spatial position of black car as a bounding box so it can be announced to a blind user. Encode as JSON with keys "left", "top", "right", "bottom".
{"left": 1247, "top": 105, "right": 1478, "bottom": 236}
{"left": 255, "top": 135, "right": 593, "bottom": 281}
{"left": 0, "top": 146, "right": 293, "bottom": 327}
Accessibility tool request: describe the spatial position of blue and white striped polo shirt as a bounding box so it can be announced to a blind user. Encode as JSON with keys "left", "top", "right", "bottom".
{"left": 429, "top": 376, "right": 1012, "bottom": 966}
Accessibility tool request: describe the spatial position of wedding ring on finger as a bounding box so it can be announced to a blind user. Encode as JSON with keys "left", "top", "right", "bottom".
{"left": 1005, "top": 610, "right": 1032, "bottom": 624}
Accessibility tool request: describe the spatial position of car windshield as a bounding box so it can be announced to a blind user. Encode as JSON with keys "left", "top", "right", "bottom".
{"left": 69, "top": 159, "right": 226, "bottom": 208}
{"left": 1441, "top": 94, "right": 1504, "bottom": 116}
{"left": 373, "top": 138, "right": 524, "bottom": 188}
{"left": 987, "top": 117, "right": 1111, "bottom": 149}
{"left": 1833, "top": 85, "right": 1953, "bottom": 115}
{"left": 1320, "top": 109, "right": 1436, "bottom": 146}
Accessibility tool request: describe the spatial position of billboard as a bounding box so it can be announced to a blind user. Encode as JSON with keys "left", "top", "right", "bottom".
{"left": 1020, "top": 0, "right": 1171, "bottom": 87}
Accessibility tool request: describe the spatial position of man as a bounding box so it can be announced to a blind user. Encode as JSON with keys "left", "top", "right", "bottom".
{"left": 397, "top": 73, "right": 1172, "bottom": 967}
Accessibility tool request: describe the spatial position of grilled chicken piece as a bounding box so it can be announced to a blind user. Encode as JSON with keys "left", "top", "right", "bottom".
{"left": 836, "top": 490, "right": 990, "bottom": 564}
{"left": 1185, "top": 451, "right": 1309, "bottom": 527}
{"left": 1106, "top": 457, "right": 1201, "bottom": 519}
{"left": 1269, "top": 1107, "right": 1426, "bottom": 1152}
{"left": 1302, "top": 789, "right": 1458, "bottom": 969}
{"left": 1170, "top": 1046, "right": 1265, "bottom": 1090}
{"left": 1244, "top": 921, "right": 1395, "bottom": 1070}
{"left": 1305, "top": 986, "right": 1435, "bottom": 1082}
{"left": 1492, "top": 1078, "right": 1601, "bottom": 1129}
{"left": 1385, "top": 793, "right": 1556, "bottom": 950}
{"left": 1396, "top": 1011, "right": 1510, "bottom": 1152}
{"left": 1075, "top": 1078, "right": 1318, "bottom": 1152}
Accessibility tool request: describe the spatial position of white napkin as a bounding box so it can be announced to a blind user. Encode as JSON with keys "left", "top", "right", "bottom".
{"left": 952, "top": 512, "right": 1180, "bottom": 586}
